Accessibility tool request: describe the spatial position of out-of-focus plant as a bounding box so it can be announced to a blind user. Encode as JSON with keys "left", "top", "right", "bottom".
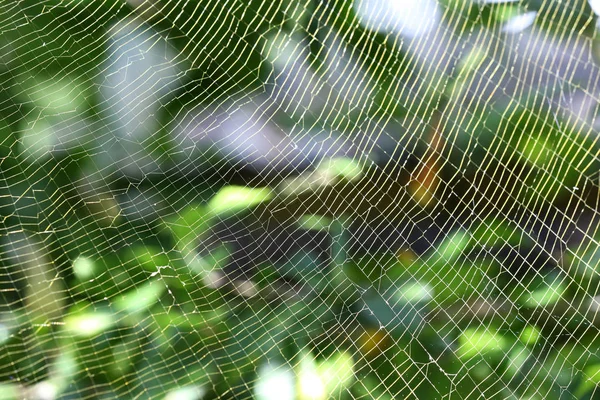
{"left": 1, "top": 0, "right": 600, "bottom": 399}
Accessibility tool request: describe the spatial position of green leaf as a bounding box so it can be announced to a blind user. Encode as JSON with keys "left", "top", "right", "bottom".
{"left": 576, "top": 364, "right": 600, "bottom": 398}
{"left": 447, "top": 47, "right": 487, "bottom": 100}
{"left": 19, "top": 74, "right": 89, "bottom": 115}
{"left": 0, "top": 321, "right": 10, "bottom": 346}
{"left": 395, "top": 280, "right": 434, "bottom": 303}
{"left": 207, "top": 186, "right": 273, "bottom": 216}
{"left": 470, "top": 219, "right": 530, "bottom": 248}
{"left": 122, "top": 246, "right": 189, "bottom": 289}
{"left": 74, "top": 261, "right": 138, "bottom": 301}
{"left": 126, "top": 246, "right": 171, "bottom": 273}
{"left": 519, "top": 325, "right": 541, "bottom": 346}
{"left": 165, "top": 205, "right": 210, "bottom": 246}
{"left": 435, "top": 261, "right": 500, "bottom": 304}
{"left": 72, "top": 256, "right": 96, "bottom": 281}
{"left": 317, "top": 351, "right": 355, "bottom": 396}
{"left": 64, "top": 311, "right": 115, "bottom": 338}
{"left": 113, "top": 282, "right": 165, "bottom": 315}
{"left": 519, "top": 276, "right": 566, "bottom": 308}
{"left": 295, "top": 351, "right": 354, "bottom": 400}
{"left": 492, "top": 3, "right": 524, "bottom": 23}
{"left": 351, "top": 376, "right": 394, "bottom": 400}
{"left": 316, "top": 157, "right": 364, "bottom": 183}
{"left": 518, "top": 134, "right": 553, "bottom": 168}
{"left": 504, "top": 345, "right": 532, "bottom": 380}
{"left": 402, "top": 258, "right": 499, "bottom": 305}
{"left": 296, "top": 215, "right": 333, "bottom": 231}
{"left": 109, "top": 339, "right": 138, "bottom": 378}
{"left": 565, "top": 239, "right": 600, "bottom": 282}
{"left": 0, "top": 384, "right": 21, "bottom": 400}
{"left": 427, "top": 230, "right": 471, "bottom": 267}
{"left": 164, "top": 386, "right": 206, "bottom": 400}
{"left": 163, "top": 205, "right": 219, "bottom": 283}
{"left": 457, "top": 327, "right": 510, "bottom": 361}
{"left": 20, "top": 118, "right": 55, "bottom": 161}
{"left": 153, "top": 306, "right": 230, "bottom": 332}
{"left": 277, "top": 157, "right": 364, "bottom": 199}
{"left": 457, "top": 47, "right": 487, "bottom": 76}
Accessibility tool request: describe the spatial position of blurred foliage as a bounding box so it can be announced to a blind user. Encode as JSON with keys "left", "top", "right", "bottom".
{"left": 1, "top": 0, "right": 600, "bottom": 399}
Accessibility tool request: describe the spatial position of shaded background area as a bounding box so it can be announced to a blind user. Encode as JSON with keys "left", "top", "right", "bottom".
{"left": 1, "top": 0, "right": 600, "bottom": 398}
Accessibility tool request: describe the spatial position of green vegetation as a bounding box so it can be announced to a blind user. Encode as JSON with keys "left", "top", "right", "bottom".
{"left": 1, "top": 0, "right": 600, "bottom": 399}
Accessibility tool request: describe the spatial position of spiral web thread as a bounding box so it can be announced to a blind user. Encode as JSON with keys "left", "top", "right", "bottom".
{"left": 1, "top": 0, "right": 600, "bottom": 399}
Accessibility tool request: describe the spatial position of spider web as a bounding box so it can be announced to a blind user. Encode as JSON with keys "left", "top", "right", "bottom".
{"left": 1, "top": 0, "right": 600, "bottom": 399}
